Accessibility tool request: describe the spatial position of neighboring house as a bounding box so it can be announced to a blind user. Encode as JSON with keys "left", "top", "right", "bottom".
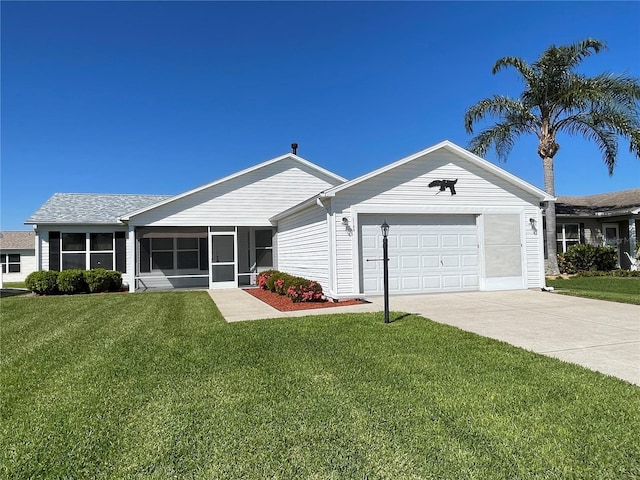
{"left": 554, "top": 189, "right": 640, "bottom": 269}
{"left": 26, "top": 141, "right": 553, "bottom": 296}
{"left": 0, "top": 231, "right": 36, "bottom": 283}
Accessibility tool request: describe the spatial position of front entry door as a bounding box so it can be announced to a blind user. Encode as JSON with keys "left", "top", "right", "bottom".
{"left": 210, "top": 231, "right": 236, "bottom": 289}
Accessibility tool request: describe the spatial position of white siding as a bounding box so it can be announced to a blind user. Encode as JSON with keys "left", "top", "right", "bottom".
{"left": 129, "top": 159, "right": 338, "bottom": 227}
{"left": 276, "top": 204, "right": 330, "bottom": 290}
{"left": 330, "top": 151, "right": 544, "bottom": 294}
{"left": 1, "top": 249, "right": 36, "bottom": 282}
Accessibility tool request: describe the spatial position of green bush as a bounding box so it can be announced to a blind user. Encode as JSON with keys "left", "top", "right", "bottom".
{"left": 105, "top": 270, "right": 123, "bottom": 292}
{"left": 266, "top": 271, "right": 293, "bottom": 295}
{"left": 84, "top": 268, "right": 112, "bottom": 293}
{"left": 257, "top": 270, "right": 278, "bottom": 290}
{"left": 559, "top": 244, "right": 617, "bottom": 273}
{"left": 57, "top": 269, "right": 88, "bottom": 295}
{"left": 25, "top": 270, "right": 59, "bottom": 295}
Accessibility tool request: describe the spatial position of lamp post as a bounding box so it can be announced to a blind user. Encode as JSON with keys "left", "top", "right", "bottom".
{"left": 381, "top": 221, "right": 390, "bottom": 323}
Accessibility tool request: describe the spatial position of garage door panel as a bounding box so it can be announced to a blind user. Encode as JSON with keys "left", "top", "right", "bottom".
{"left": 463, "top": 275, "right": 479, "bottom": 288}
{"left": 461, "top": 235, "right": 477, "bottom": 247}
{"left": 442, "top": 276, "right": 462, "bottom": 288}
{"left": 461, "top": 254, "right": 478, "bottom": 267}
{"left": 360, "top": 214, "right": 479, "bottom": 295}
{"left": 441, "top": 235, "right": 460, "bottom": 247}
{"left": 401, "top": 256, "right": 420, "bottom": 269}
{"left": 401, "top": 276, "right": 421, "bottom": 290}
{"left": 421, "top": 255, "right": 440, "bottom": 268}
{"left": 441, "top": 255, "right": 460, "bottom": 267}
{"left": 400, "top": 235, "right": 419, "bottom": 248}
{"left": 361, "top": 235, "right": 377, "bottom": 249}
{"left": 421, "top": 235, "right": 439, "bottom": 247}
{"left": 422, "top": 276, "right": 441, "bottom": 289}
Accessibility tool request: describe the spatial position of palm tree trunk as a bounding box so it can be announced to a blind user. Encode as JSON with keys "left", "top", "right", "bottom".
{"left": 542, "top": 156, "right": 560, "bottom": 275}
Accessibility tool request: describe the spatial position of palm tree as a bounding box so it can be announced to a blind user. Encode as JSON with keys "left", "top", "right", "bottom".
{"left": 464, "top": 38, "right": 640, "bottom": 275}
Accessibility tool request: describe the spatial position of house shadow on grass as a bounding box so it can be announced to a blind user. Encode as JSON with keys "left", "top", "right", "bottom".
{"left": 0, "top": 289, "right": 31, "bottom": 298}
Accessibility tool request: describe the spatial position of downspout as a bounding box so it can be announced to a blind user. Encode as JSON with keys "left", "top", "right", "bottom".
{"left": 317, "top": 196, "right": 337, "bottom": 298}
{"left": 34, "top": 226, "right": 41, "bottom": 271}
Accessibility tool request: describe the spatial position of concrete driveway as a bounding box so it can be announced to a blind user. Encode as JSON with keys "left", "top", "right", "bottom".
{"left": 209, "top": 289, "right": 640, "bottom": 385}
{"left": 368, "top": 290, "right": 640, "bottom": 386}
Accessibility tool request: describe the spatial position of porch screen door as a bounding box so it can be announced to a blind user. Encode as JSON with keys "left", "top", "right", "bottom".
{"left": 210, "top": 231, "right": 236, "bottom": 289}
{"left": 603, "top": 224, "right": 620, "bottom": 267}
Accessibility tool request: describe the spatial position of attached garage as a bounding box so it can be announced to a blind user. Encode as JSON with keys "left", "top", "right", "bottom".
{"left": 273, "top": 141, "right": 553, "bottom": 299}
{"left": 360, "top": 214, "right": 479, "bottom": 295}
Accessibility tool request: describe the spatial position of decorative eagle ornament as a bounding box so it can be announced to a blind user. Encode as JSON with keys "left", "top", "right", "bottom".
{"left": 428, "top": 179, "right": 458, "bottom": 195}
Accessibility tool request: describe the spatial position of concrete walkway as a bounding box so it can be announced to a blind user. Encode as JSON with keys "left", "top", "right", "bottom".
{"left": 208, "top": 289, "right": 640, "bottom": 385}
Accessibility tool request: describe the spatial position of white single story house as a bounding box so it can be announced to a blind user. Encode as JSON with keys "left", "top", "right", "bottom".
{"left": 26, "top": 141, "right": 553, "bottom": 297}
{"left": 0, "top": 231, "right": 37, "bottom": 283}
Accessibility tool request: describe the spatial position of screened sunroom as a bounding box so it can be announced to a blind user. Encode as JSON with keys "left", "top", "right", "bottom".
{"left": 134, "top": 226, "right": 275, "bottom": 290}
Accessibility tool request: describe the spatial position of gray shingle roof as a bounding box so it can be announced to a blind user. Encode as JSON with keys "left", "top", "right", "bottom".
{"left": 25, "top": 193, "right": 173, "bottom": 225}
{"left": 0, "top": 231, "right": 36, "bottom": 250}
{"left": 556, "top": 188, "right": 640, "bottom": 216}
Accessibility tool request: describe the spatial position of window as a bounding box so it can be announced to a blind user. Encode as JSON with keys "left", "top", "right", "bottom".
{"left": 1, "top": 254, "right": 21, "bottom": 273}
{"left": 62, "top": 233, "right": 87, "bottom": 270}
{"left": 255, "top": 229, "right": 273, "bottom": 268}
{"left": 142, "top": 237, "right": 206, "bottom": 272}
{"left": 52, "top": 232, "right": 121, "bottom": 271}
{"left": 90, "top": 233, "right": 113, "bottom": 269}
{"left": 151, "top": 238, "right": 174, "bottom": 270}
{"left": 556, "top": 223, "right": 580, "bottom": 253}
{"left": 177, "top": 238, "right": 199, "bottom": 269}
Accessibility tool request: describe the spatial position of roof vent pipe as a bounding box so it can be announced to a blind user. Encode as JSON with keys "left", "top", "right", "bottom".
{"left": 291, "top": 143, "right": 298, "bottom": 155}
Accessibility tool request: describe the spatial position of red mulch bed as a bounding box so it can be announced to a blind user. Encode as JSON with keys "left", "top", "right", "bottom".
{"left": 245, "top": 288, "right": 366, "bottom": 312}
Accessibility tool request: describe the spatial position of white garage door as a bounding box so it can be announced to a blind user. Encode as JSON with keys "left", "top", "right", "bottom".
{"left": 360, "top": 214, "right": 479, "bottom": 295}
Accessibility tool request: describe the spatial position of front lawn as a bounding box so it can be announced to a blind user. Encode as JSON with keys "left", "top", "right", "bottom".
{"left": 546, "top": 275, "right": 640, "bottom": 304}
{"left": 1, "top": 291, "right": 638, "bottom": 478}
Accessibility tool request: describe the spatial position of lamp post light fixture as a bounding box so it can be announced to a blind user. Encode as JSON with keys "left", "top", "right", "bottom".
{"left": 381, "top": 221, "right": 390, "bottom": 324}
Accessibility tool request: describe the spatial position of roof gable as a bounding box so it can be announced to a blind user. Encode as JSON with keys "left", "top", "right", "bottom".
{"left": 121, "top": 153, "right": 345, "bottom": 221}
{"left": 323, "top": 140, "right": 553, "bottom": 201}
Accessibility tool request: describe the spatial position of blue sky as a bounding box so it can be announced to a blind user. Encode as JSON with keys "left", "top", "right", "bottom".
{"left": 2, "top": 1, "right": 639, "bottom": 231}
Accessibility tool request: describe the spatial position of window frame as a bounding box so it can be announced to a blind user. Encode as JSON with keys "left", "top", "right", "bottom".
{"left": 1, "top": 253, "right": 21, "bottom": 273}
{"left": 56, "top": 232, "right": 118, "bottom": 271}
{"left": 556, "top": 223, "right": 581, "bottom": 253}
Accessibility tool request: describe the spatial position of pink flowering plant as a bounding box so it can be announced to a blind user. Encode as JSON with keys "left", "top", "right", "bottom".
{"left": 257, "top": 270, "right": 277, "bottom": 290}
{"left": 257, "top": 269, "right": 324, "bottom": 302}
{"left": 286, "top": 280, "right": 324, "bottom": 303}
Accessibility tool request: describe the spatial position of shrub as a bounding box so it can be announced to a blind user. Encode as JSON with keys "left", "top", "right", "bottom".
{"left": 257, "top": 269, "right": 325, "bottom": 302}
{"left": 559, "top": 244, "right": 617, "bottom": 273}
{"left": 257, "top": 270, "right": 278, "bottom": 290}
{"left": 25, "top": 270, "right": 59, "bottom": 295}
{"left": 57, "top": 269, "right": 88, "bottom": 295}
{"left": 266, "top": 271, "right": 293, "bottom": 295}
{"left": 286, "top": 278, "right": 324, "bottom": 303}
{"left": 105, "top": 270, "right": 123, "bottom": 292}
{"left": 84, "top": 268, "right": 114, "bottom": 293}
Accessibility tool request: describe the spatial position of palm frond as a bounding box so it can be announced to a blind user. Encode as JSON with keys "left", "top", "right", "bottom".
{"left": 559, "top": 114, "right": 619, "bottom": 174}
{"left": 492, "top": 56, "right": 537, "bottom": 84}
{"left": 467, "top": 123, "right": 529, "bottom": 161}
{"left": 464, "top": 96, "right": 535, "bottom": 133}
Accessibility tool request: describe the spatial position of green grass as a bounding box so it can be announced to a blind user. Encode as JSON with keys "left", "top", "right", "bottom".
{"left": 1, "top": 281, "right": 26, "bottom": 289}
{"left": 1, "top": 292, "right": 638, "bottom": 479}
{"left": 546, "top": 275, "right": 640, "bottom": 304}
